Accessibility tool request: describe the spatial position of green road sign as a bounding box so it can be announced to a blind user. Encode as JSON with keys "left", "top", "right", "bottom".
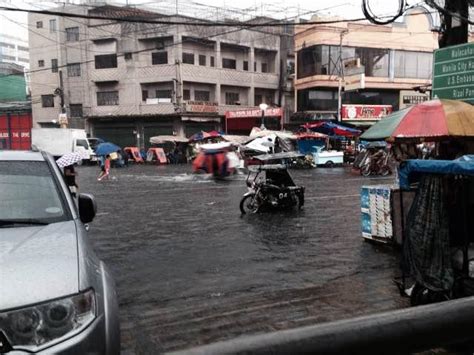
{"left": 432, "top": 42, "right": 474, "bottom": 104}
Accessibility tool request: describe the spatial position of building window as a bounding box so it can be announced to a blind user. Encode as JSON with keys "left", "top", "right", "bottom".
{"left": 254, "top": 94, "right": 262, "bottom": 105}
{"left": 222, "top": 58, "right": 236, "bottom": 69}
{"left": 95, "top": 54, "right": 118, "bottom": 69}
{"left": 195, "top": 90, "right": 210, "bottom": 101}
{"left": 49, "top": 19, "right": 57, "bottom": 33}
{"left": 18, "top": 45, "right": 29, "bottom": 52}
{"left": 210, "top": 56, "right": 215, "bottom": 67}
{"left": 199, "top": 55, "right": 206, "bottom": 66}
{"left": 183, "top": 89, "right": 190, "bottom": 101}
{"left": 66, "top": 27, "right": 80, "bottom": 42}
{"left": 394, "top": 50, "right": 432, "bottom": 79}
{"left": 69, "top": 104, "right": 83, "bottom": 118}
{"left": 356, "top": 47, "right": 389, "bottom": 77}
{"left": 182, "top": 53, "right": 195, "bottom": 64}
{"left": 67, "top": 63, "right": 81, "bottom": 77}
{"left": 297, "top": 45, "right": 331, "bottom": 79}
{"left": 36, "top": 21, "right": 43, "bottom": 29}
{"left": 38, "top": 60, "right": 45, "bottom": 67}
{"left": 124, "top": 52, "right": 133, "bottom": 60}
{"left": 0, "top": 42, "right": 15, "bottom": 49}
{"left": 51, "top": 59, "right": 58, "bottom": 73}
{"left": 142, "top": 90, "right": 148, "bottom": 102}
{"left": 261, "top": 63, "right": 268, "bottom": 73}
{"left": 156, "top": 90, "right": 172, "bottom": 99}
{"left": 287, "top": 60, "right": 295, "bottom": 75}
{"left": 225, "top": 92, "right": 239, "bottom": 105}
{"left": 152, "top": 51, "right": 168, "bottom": 65}
{"left": 97, "top": 91, "right": 119, "bottom": 106}
{"left": 243, "top": 61, "right": 249, "bottom": 71}
{"left": 254, "top": 61, "right": 257, "bottom": 71}
{"left": 41, "top": 95, "right": 54, "bottom": 107}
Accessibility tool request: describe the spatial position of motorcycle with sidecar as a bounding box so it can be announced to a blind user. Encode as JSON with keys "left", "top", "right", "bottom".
{"left": 240, "top": 163, "right": 305, "bottom": 214}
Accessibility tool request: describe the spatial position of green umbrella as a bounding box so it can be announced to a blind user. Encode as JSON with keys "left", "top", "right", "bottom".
{"left": 360, "top": 108, "right": 410, "bottom": 141}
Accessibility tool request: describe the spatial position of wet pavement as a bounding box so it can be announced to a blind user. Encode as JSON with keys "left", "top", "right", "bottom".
{"left": 78, "top": 164, "right": 409, "bottom": 354}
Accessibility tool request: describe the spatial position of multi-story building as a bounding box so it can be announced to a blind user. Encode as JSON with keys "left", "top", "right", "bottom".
{"left": 0, "top": 34, "right": 29, "bottom": 69}
{"left": 28, "top": 5, "right": 291, "bottom": 148}
{"left": 292, "top": 7, "right": 439, "bottom": 128}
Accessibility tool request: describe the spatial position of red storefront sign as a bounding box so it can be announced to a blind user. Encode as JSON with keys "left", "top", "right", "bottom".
{"left": 225, "top": 108, "right": 283, "bottom": 134}
{"left": 0, "top": 112, "right": 33, "bottom": 150}
{"left": 341, "top": 105, "right": 392, "bottom": 121}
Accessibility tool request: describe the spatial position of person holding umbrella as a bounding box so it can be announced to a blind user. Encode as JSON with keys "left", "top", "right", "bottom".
{"left": 64, "top": 164, "right": 78, "bottom": 197}
{"left": 56, "top": 151, "right": 88, "bottom": 197}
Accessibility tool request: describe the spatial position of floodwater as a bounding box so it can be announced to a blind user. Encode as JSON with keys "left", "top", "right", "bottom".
{"left": 78, "top": 164, "right": 408, "bottom": 354}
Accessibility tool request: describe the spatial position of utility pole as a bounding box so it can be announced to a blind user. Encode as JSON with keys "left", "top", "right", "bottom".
{"left": 57, "top": 70, "right": 68, "bottom": 128}
{"left": 438, "top": 0, "right": 469, "bottom": 47}
{"left": 337, "top": 29, "right": 348, "bottom": 122}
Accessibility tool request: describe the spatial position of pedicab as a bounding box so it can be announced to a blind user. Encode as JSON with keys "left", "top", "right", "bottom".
{"left": 192, "top": 142, "right": 235, "bottom": 179}
{"left": 396, "top": 156, "right": 474, "bottom": 306}
{"left": 146, "top": 148, "right": 167, "bottom": 164}
{"left": 124, "top": 147, "right": 144, "bottom": 163}
{"left": 240, "top": 152, "right": 305, "bottom": 214}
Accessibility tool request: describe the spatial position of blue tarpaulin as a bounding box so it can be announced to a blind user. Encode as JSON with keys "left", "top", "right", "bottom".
{"left": 398, "top": 155, "right": 474, "bottom": 189}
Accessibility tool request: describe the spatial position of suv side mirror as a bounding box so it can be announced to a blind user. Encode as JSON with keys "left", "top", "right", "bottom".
{"left": 78, "top": 193, "right": 97, "bottom": 223}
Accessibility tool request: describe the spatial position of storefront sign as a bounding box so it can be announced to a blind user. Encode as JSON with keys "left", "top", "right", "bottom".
{"left": 344, "top": 73, "right": 365, "bottom": 91}
{"left": 432, "top": 42, "right": 474, "bottom": 103}
{"left": 185, "top": 101, "right": 218, "bottom": 113}
{"left": 225, "top": 107, "right": 283, "bottom": 119}
{"left": 341, "top": 104, "right": 392, "bottom": 121}
{"left": 399, "top": 90, "right": 430, "bottom": 109}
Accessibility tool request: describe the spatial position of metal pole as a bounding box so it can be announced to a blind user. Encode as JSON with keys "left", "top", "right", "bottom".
{"left": 169, "top": 296, "right": 474, "bottom": 355}
{"left": 337, "top": 30, "right": 347, "bottom": 122}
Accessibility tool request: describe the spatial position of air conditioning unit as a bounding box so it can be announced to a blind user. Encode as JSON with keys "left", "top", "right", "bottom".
{"left": 146, "top": 98, "right": 159, "bottom": 104}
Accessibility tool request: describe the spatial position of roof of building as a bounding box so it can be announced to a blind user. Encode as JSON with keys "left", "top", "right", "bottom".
{"left": 88, "top": 5, "right": 161, "bottom": 20}
{"left": 0, "top": 101, "right": 31, "bottom": 112}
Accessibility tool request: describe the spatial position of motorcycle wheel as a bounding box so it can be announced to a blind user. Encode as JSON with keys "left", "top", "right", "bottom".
{"left": 297, "top": 194, "right": 304, "bottom": 209}
{"left": 381, "top": 166, "right": 391, "bottom": 176}
{"left": 240, "top": 194, "right": 259, "bottom": 214}
{"left": 361, "top": 165, "right": 371, "bottom": 177}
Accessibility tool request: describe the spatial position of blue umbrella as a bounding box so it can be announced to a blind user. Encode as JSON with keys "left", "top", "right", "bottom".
{"left": 95, "top": 142, "right": 121, "bottom": 156}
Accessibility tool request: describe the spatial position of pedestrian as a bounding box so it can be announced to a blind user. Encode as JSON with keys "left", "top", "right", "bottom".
{"left": 98, "top": 155, "right": 111, "bottom": 181}
{"left": 64, "top": 164, "right": 78, "bottom": 197}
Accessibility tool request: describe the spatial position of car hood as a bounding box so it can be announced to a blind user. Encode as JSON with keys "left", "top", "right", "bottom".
{"left": 0, "top": 221, "right": 79, "bottom": 311}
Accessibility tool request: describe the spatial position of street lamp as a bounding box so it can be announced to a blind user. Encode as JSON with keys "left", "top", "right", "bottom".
{"left": 259, "top": 103, "right": 268, "bottom": 129}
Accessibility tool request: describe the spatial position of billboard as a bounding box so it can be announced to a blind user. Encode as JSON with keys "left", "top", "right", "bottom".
{"left": 341, "top": 104, "right": 392, "bottom": 121}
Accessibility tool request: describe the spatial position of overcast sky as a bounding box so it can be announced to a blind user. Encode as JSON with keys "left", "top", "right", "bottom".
{"left": 0, "top": 0, "right": 425, "bottom": 41}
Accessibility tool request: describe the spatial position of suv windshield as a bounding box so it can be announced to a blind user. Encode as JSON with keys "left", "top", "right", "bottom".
{"left": 0, "top": 161, "right": 69, "bottom": 225}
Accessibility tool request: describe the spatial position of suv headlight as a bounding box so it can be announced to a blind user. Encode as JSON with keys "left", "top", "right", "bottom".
{"left": 0, "top": 289, "right": 96, "bottom": 351}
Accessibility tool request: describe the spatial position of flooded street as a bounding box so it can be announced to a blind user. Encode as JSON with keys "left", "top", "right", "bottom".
{"left": 78, "top": 165, "right": 408, "bottom": 353}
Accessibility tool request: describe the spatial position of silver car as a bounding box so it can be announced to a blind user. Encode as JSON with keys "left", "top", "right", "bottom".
{"left": 0, "top": 150, "right": 120, "bottom": 354}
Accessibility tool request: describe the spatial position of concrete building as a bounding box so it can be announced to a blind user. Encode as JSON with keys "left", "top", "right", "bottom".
{"left": 293, "top": 7, "right": 439, "bottom": 128}
{"left": 0, "top": 34, "right": 29, "bottom": 69}
{"left": 28, "top": 5, "right": 292, "bottom": 148}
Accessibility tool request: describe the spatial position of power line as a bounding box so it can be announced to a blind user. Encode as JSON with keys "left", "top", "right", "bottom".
{"left": 0, "top": 4, "right": 429, "bottom": 27}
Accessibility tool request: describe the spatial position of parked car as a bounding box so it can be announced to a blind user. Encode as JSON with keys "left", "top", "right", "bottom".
{"left": 0, "top": 150, "right": 120, "bottom": 354}
{"left": 312, "top": 146, "right": 344, "bottom": 167}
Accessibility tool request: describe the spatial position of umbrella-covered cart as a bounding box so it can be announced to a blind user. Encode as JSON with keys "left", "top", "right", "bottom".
{"left": 360, "top": 99, "right": 474, "bottom": 159}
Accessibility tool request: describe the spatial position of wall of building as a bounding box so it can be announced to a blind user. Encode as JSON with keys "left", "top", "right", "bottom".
{"left": 28, "top": 4, "right": 285, "bottom": 137}
{"left": 293, "top": 7, "right": 439, "bottom": 118}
